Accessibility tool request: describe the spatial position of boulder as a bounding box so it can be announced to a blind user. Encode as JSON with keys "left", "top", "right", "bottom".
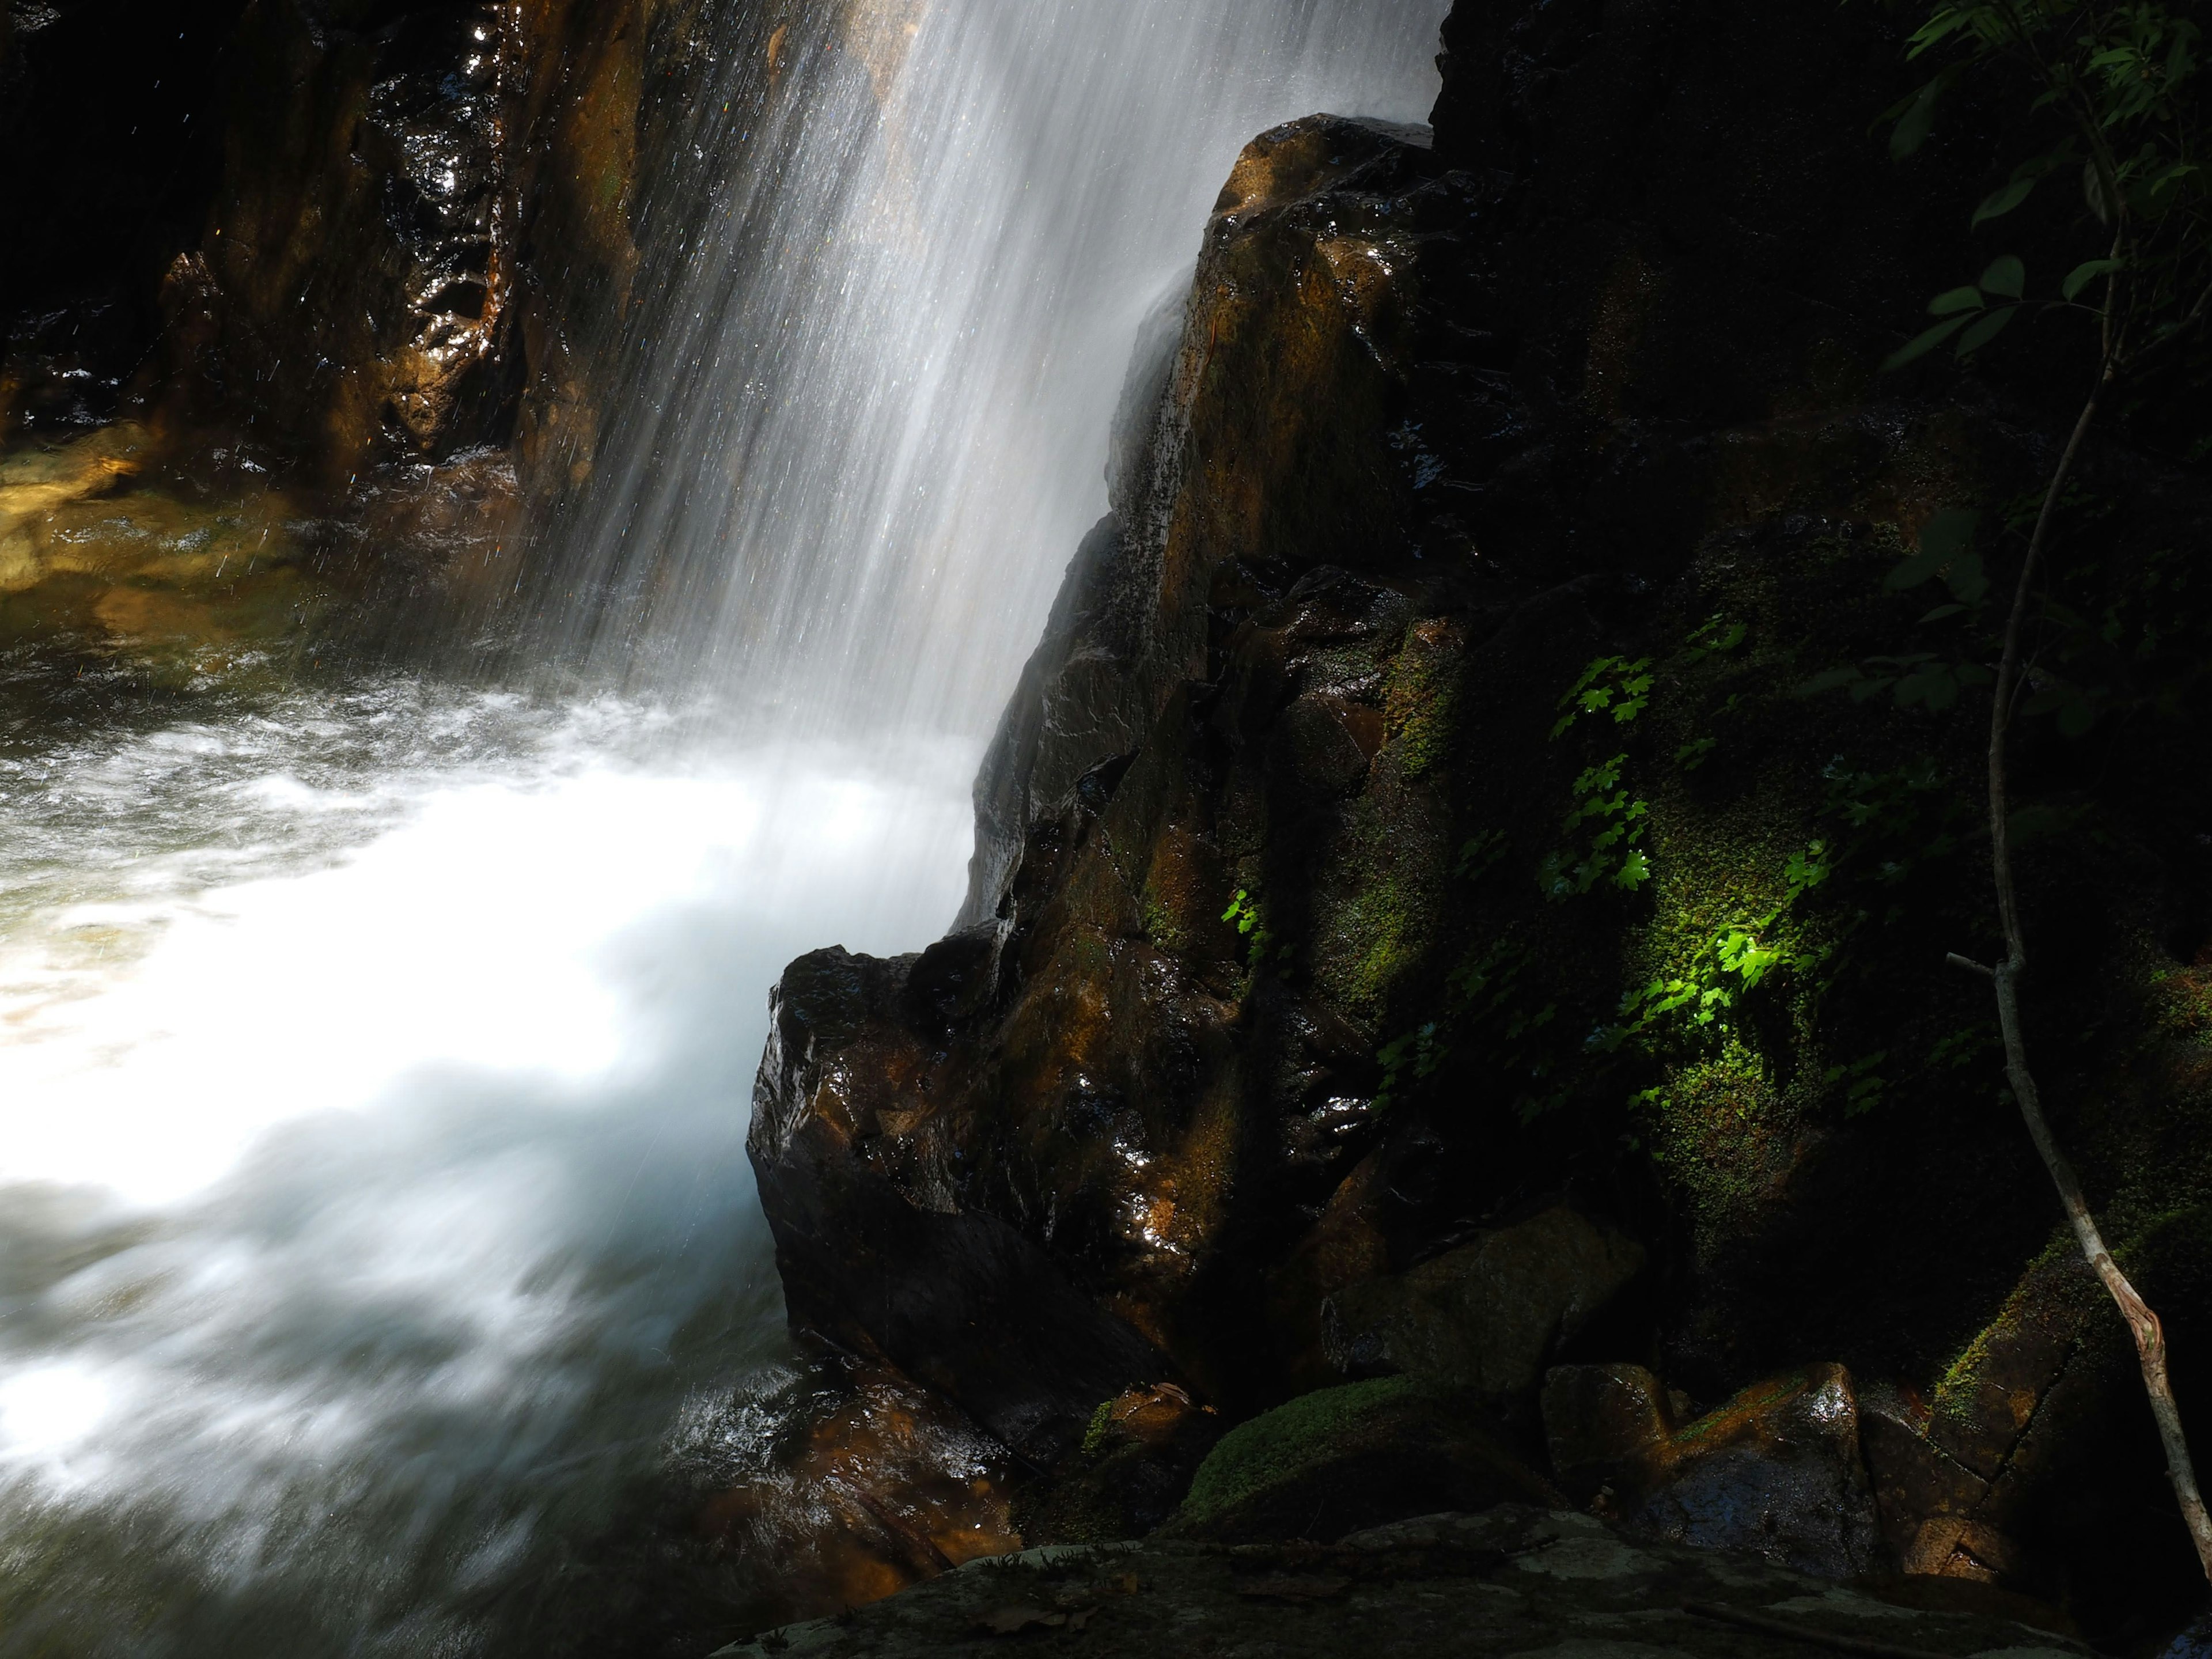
{"left": 1161, "top": 1376, "right": 1559, "bottom": 1543}
{"left": 1540, "top": 1361, "right": 1679, "bottom": 1501}
{"left": 749, "top": 946, "right": 1172, "bottom": 1465}
{"left": 1323, "top": 1207, "right": 1646, "bottom": 1407}
{"left": 1020, "top": 1383, "right": 1225, "bottom": 1545}
{"left": 1574, "top": 1362, "right": 1882, "bottom": 1581}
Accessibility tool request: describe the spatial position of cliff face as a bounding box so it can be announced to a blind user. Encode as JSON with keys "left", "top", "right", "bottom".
{"left": 0, "top": 0, "right": 751, "bottom": 661}
{"left": 751, "top": 0, "right": 2212, "bottom": 1638}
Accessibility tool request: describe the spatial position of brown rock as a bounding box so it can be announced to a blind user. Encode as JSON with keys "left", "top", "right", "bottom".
{"left": 1540, "top": 1361, "right": 1676, "bottom": 1501}
{"left": 1022, "top": 1384, "right": 1225, "bottom": 1546}
{"left": 1856, "top": 1380, "right": 1987, "bottom": 1577}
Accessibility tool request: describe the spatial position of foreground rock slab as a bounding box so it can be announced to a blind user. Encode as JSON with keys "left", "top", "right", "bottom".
{"left": 707, "top": 1507, "right": 2089, "bottom": 1659}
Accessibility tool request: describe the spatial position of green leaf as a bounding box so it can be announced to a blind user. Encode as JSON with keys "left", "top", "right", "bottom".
{"left": 1929, "top": 286, "right": 1985, "bottom": 316}
{"left": 1940, "top": 547, "right": 1988, "bottom": 604}
{"left": 1977, "top": 255, "right": 2027, "bottom": 300}
{"left": 1919, "top": 602, "right": 1968, "bottom": 623}
{"left": 1971, "top": 177, "right": 2037, "bottom": 226}
{"left": 1956, "top": 304, "right": 2018, "bottom": 356}
{"left": 1897, "top": 665, "right": 1959, "bottom": 711}
{"left": 2062, "top": 258, "right": 2123, "bottom": 301}
{"left": 2084, "top": 160, "right": 2113, "bottom": 224}
{"left": 1889, "top": 77, "right": 1944, "bottom": 159}
{"left": 1920, "top": 507, "right": 1979, "bottom": 562}
{"left": 1885, "top": 548, "right": 1949, "bottom": 590}
{"left": 1883, "top": 313, "right": 1973, "bottom": 370}
{"left": 1797, "top": 667, "right": 1863, "bottom": 697}
{"left": 1888, "top": 508, "right": 1978, "bottom": 591}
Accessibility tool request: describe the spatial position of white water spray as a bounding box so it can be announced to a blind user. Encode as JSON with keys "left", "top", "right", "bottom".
{"left": 0, "top": 0, "right": 1445, "bottom": 1650}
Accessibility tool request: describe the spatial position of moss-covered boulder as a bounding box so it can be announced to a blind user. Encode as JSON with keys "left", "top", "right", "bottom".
{"left": 1161, "top": 1377, "right": 1557, "bottom": 1543}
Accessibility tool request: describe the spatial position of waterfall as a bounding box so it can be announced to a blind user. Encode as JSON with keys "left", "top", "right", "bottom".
{"left": 0, "top": 1, "right": 1445, "bottom": 1653}
{"left": 526, "top": 0, "right": 1447, "bottom": 740}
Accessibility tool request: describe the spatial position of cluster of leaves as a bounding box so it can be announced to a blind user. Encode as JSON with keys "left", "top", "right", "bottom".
{"left": 1221, "top": 887, "right": 1279, "bottom": 968}
{"left": 1593, "top": 840, "right": 1834, "bottom": 1059}
{"left": 1883, "top": 0, "right": 2212, "bottom": 372}
{"left": 1800, "top": 511, "right": 1998, "bottom": 710}
{"left": 1540, "top": 656, "right": 1660, "bottom": 899}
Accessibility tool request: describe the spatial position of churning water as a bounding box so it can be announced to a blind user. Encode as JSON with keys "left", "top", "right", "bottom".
{"left": 0, "top": 0, "right": 1445, "bottom": 1651}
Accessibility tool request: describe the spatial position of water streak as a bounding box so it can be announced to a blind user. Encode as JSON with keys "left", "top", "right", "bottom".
{"left": 528, "top": 0, "right": 1447, "bottom": 738}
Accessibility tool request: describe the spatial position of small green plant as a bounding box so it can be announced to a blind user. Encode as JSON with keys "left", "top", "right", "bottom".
{"left": 1593, "top": 840, "right": 1833, "bottom": 1056}
{"left": 1551, "top": 654, "right": 1655, "bottom": 737}
{"left": 1539, "top": 755, "right": 1653, "bottom": 899}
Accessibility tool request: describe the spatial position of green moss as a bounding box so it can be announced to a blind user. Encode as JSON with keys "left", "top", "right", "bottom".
{"left": 1142, "top": 890, "right": 1191, "bottom": 956}
{"left": 1080, "top": 1397, "right": 1116, "bottom": 1460}
{"left": 1382, "top": 619, "right": 1463, "bottom": 782}
{"left": 1344, "top": 876, "right": 1422, "bottom": 1011}
{"left": 1641, "top": 1043, "right": 1790, "bottom": 1253}
{"left": 1176, "top": 1376, "right": 1418, "bottom": 1528}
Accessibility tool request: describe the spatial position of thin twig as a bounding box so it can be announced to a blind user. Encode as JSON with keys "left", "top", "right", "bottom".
{"left": 1975, "top": 334, "right": 2212, "bottom": 1582}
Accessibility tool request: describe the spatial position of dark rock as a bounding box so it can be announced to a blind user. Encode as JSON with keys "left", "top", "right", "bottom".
{"left": 904, "top": 924, "right": 1005, "bottom": 1032}
{"left": 1619, "top": 1363, "right": 1881, "bottom": 1582}
{"left": 691, "top": 1354, "right": 1023, "bottom": 1622}
{"left": 1021, "top": 1383, "right": 1225, "bottom": 1545}
{"left": 1541, "top": 1361, "right": 1677, "bottom": 1502}
{"left": 750, "top": 947, "right": 1172, "bottom": 1465}
{"left": 1323, "top": 1206, "right": 1645, "bottom": 1406}
{"left": 1857, "top": 1378, "right": 1989, "bottom": 1577}
{"left": 704, "top": 1505, "right": 2101, "bottom": 1659}
{"left": 1160, "top": 1377, "right": 1559, "bottom": 1543}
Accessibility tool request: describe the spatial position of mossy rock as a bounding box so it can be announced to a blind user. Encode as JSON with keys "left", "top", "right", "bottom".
{"left": 1162, "top": 1377, "right": 1558, "bottom": 1543}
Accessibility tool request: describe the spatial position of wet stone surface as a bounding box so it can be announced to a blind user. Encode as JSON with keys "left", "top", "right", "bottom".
{"left": 705, "top": 1508, "right": 2093, "bottom": 1659}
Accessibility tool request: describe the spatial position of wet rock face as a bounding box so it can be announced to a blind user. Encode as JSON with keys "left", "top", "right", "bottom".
{"left": 750, "top": 945, "right": 1173, "bottom": 1465}
{"left": 192, "top": 0, "right": 527, "bottom": 473}
{"left": 1543, "top": 1362, "right": 1881, "bottom": 1580}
